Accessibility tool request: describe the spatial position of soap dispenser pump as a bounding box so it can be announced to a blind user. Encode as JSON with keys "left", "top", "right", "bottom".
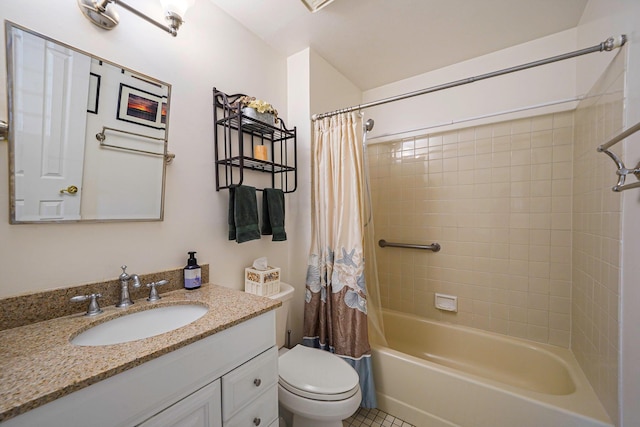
{"left": 184, "top": 251, "right": 202, "bottom": 290}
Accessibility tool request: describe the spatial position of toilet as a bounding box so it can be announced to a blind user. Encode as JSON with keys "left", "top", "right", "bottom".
{"left": 269, "top": 283, "right": 362, "bottom": 427}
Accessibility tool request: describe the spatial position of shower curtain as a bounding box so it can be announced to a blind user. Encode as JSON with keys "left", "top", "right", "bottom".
{"left": 303, "top": 112, "right": 377, "bottom": 408}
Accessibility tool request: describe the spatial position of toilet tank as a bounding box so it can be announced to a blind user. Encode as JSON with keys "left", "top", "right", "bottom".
{"left": 268, "top": 282, "right": 294, "bottom": 349}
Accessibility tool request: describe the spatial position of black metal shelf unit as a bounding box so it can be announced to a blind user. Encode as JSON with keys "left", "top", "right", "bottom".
{"left": 213, "top": 88, "right": 297, "bottom": 193}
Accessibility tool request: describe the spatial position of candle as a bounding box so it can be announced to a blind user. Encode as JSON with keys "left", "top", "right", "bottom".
{"left": 254, "top": 145, "right": 268, "bottom": 160}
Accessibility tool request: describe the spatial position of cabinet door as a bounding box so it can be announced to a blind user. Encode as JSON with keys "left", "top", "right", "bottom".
{"left": 138, "top": 380, "right": 222, "bottom": 427}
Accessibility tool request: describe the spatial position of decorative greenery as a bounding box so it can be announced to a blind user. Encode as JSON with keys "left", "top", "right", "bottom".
{"left": 235, "top": 96, "right": 279, "bottom": 122}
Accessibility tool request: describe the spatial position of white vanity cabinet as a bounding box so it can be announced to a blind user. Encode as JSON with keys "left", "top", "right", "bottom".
{"left": 139, "top": 380, "right": 222, "bottom": 427}
{"left": 2, "top": 312, "right": 276, "bottom": 427}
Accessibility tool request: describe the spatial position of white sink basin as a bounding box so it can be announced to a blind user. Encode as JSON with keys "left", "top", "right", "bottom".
{"left": 71, "top": 304, "right": 208, "bottom": 346}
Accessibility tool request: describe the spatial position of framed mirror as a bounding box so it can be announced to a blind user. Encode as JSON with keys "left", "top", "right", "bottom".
{"left": 5, "top": 22, "right": 172, "bottom": 223}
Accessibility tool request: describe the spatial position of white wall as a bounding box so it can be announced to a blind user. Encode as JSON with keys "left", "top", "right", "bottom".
{"left": 0, "top": 0, "right": 291, "bottom": 296}
{"left": 285, "top": 49, "right": 311, "bottom": 346}
{"left": 576, "top": 1, "right": 640, "bottom": 425}
{"left": 362, "top": 29, "right": 588, "bottom": 142}
{"left": 309, "top": 50, "right": 363, "bottom": 118}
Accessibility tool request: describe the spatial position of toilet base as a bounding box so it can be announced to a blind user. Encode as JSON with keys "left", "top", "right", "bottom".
{"left": 279, "top": 405, "right": 346, "bottom": 427}
{"left": 278, "top": 404, "right": 293, "bottom": 427}
{"left": 278, "top": 383, "right": 361, "bottom": 427}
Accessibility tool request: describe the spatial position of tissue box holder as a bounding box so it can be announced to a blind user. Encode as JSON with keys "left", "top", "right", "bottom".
{"left": 245, "top": 266, "right": 280, "bottom": 296}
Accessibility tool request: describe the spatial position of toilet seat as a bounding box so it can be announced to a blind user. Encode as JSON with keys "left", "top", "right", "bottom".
{"left": 278, "top": 345, "right": 360, "bottom": 402}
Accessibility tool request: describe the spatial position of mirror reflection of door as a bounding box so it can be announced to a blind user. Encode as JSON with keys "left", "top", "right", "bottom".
{"left": 10, "top": 26, "right": 89, "bottom": 221}
{"left": 7, "top": 23, "right": 171, "bottom": 223}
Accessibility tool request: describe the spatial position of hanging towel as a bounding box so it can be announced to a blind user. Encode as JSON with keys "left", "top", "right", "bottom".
{"left": 261, "top": 188, "right": 287, "bottom": 241}
{"left": 228, "top": 185, "right": 261, "bottom": 243}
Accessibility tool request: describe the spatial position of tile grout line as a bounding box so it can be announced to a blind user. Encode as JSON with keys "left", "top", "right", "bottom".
{"left": 343, "top": 407, "right": 415, "bottom": 427}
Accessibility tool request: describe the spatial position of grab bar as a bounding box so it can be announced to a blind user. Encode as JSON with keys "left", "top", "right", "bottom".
{"left": 378, "top": 239, "right": 441, "bottom": 252}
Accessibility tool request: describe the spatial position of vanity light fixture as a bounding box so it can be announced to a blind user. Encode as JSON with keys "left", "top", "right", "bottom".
{"left": 77, "top": 0, "right": 195, "bottom": 37}
{"left": 300, "top": 0, "right": 337, "bottom": 13}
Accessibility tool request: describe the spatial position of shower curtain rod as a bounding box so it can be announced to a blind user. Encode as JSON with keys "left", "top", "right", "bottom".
{"left": 311, "top": 35, "right": 627, "bottom": 121}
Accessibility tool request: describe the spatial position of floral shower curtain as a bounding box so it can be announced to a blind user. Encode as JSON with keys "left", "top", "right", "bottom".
{"left": 303, "top": 112, "right": 377, "bottom": 408}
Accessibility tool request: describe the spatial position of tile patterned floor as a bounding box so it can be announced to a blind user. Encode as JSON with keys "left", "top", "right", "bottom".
{"left": 343, "top": 407, "right": 416, "bottom": 427}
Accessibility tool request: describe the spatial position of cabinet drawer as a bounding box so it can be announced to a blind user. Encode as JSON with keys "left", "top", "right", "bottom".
{"left": 223, "top": 385, "right": 278, "bottom": 427}
{"left": 222, "top": 346, "right": 278, "bottom": 420}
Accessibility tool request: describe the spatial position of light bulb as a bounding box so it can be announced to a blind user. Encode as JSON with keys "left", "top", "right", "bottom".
{"left": 159, "top": 0, "right": 195, "bottom": 19}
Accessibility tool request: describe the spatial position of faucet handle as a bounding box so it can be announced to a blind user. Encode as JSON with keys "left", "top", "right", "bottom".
{"left": 146, "top": 280, "right": 168, "bottom": 302}
{"left": 119, "top": 265, "right": 129, "bottom": 280}
{"left": 71, "top": 293, "right": 103, "bottom": 316}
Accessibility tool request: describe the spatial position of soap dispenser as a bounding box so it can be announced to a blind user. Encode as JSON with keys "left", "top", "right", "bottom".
{"left": 184, "top": 251, "right": 202, "bottom": 290}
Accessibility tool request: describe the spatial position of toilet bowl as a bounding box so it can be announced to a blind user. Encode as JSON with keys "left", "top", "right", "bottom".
{"left": 269, "top": 284, "right": 362, "bottom": 427}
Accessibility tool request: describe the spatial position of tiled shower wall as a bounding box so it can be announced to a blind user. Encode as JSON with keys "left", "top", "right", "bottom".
{"left": 367, "top": 112, "right": 574, "bottom": 347}
{"left": 572, "top": 51, "right": 624, "bottom": 423}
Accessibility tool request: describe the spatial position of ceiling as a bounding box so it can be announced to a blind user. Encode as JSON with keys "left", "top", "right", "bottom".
{"left": 209, "top": 0, "right": 589, "bottom": 91}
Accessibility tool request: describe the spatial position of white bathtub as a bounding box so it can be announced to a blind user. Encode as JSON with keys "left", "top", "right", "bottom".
{"left": 371, "top": 309, "right": 613, "bottom": 427}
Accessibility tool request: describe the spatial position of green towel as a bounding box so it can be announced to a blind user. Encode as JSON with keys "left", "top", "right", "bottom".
{"left": 228, "top": 185, "right": 260, "bottom": 243}
{"left": 261, "top": 188, "right": 287, "bottom": 241}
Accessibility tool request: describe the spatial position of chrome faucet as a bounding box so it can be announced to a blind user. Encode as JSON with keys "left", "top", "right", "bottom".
{"left": 71, "top": 293, "right": 103, "bottom": 316}
{"left": 116, "top": 265, "right": 141, "bottom": 308}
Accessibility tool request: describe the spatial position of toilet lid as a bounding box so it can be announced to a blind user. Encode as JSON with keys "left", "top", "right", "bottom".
{"left": 279, "top": 345, "right": 360, "bottom": 401}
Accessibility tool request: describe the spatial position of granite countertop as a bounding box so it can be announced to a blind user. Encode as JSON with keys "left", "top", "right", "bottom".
{"left": 0, "top": 283, "right": 280, "bottom": 423}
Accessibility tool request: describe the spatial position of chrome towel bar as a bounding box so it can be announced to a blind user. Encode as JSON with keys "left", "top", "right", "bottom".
{"left": 597, "top": 120, "right": 640, "bottom": 192}
{"left": 378, "top": 239, "right": 441, "bottom": 252}
{"left": 0, "top": 120, "right": 7, "bottom": 140}
{"left": 96, "top": 126, "right": 175, "bottom": 164}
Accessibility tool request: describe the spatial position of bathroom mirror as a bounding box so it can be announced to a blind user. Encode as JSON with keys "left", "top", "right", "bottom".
{"left": 5, "top": 22, "right": 171, "bottom": 223}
